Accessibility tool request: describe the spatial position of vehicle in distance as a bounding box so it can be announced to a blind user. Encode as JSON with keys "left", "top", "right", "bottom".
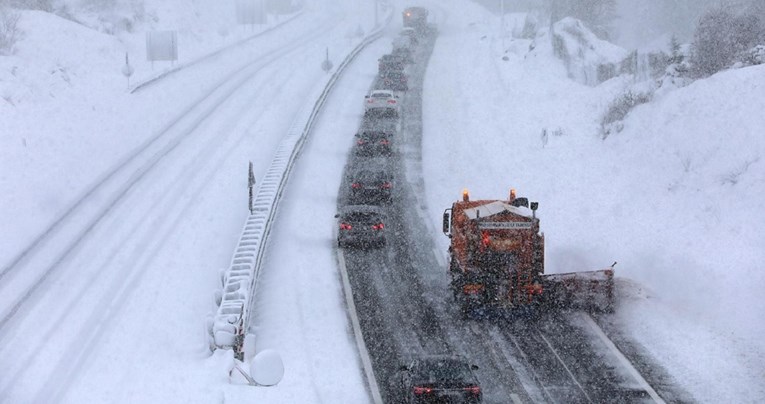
{"left": 398, "top": 355, "right": 482, "bottom": 403}
{"left": 360, "top": 114, "right": 398, "bottom": 134}
{"left": 355, "top": 131, "right": 393, "bottom": 156}
{"left": 336, "top": 205, "right": 387, "bottom": 248}
{"left": 403, "top": 6, "right": 429, "bottom": 32}
{"left": 400, "top": 27, "right": 419, "bottom": 46}
{"left": 393, "top": 46, "right": 414, "bottom": 65}
{"left": 348, "top": 169, "right": 393, "bottom": 204}
{"left": 364, "top": 89, "right": 399, "bottom": 117}
{"left": 381, "top": 71, "right": 408, "bottom": 92}
{"left": 379, "top": 54, "right": 405, "bottom": 76}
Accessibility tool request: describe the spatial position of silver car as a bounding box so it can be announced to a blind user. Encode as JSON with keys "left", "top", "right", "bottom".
{"left": 364, "top": 90, "right": 400, "bottom": 117}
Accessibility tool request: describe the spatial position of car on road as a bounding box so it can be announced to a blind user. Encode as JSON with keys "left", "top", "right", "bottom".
{"left": 355, "top": 131, "right": 393, "bottom": 156}
{"left": 360, "top": 114, "right": 398, "bottom": 134}
{"left": 393, "top": 45, "right": 414, "bottom": 65}
{"left": 379, "top": 53, "right": 405, "bottom": 76}
{"left": 401, "top": 27, "right": 419, "bottom": 45}
{"left": 348, "top": 169, "right": 393, "bottom": 205}
{"left": 381, "top": 71, "right": 409, "bottom": 92}
{"left": 398, "top": 355, "right": 482, "bottom": 403}
{"left": 364, "top": 89, "right": 400, "bottom": 117}
{"left": 336, "top": 205, "right": 387, "bottom": 249}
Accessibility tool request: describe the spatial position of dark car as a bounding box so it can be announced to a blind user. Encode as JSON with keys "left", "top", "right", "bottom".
{"left": 393, "top": 45, "right": 414, "bottom": 64}
{"left": 379, "top": 54, "right": 405, "bottom": 76}
{"left": 381, "top": 71, "right": 408, "bottom": 92}
{"left": 348, "top": 169, "right": 393, "bottom": 205}
{"left": 360, "top": 115, "right": 398, "bottom": 134}
{"left": 398, "top": 355, "right": 482, "bottom": 403}
{"left": 336, "top": 205, "right": 387, "bottom": 248}
{"left": 356, "top": 131, "right": 393, "bottom": 156}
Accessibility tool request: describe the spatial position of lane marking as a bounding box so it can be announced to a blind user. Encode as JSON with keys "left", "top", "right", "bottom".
{"left": 510, "top": 393, "right": 523, "bottom": 404}
{"left": 500, "top": 331, "right": 558, "bottom": 404}
{"left": 337, "top": 251, "right": 383, "bottom": 404}
{"left": 581, "top": 313, "right": 666, "bottom": 403}
{"left": 538, "top": 331, "right": 594, "bottom": 403}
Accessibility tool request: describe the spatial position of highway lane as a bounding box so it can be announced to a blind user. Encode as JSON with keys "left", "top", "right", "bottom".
{"left": 338, "top": 24, "right": 677, "bottom": 404}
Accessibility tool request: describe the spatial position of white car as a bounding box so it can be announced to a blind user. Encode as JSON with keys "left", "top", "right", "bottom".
{"left": 364, "top": 90, "right": 400, "bottom": 117}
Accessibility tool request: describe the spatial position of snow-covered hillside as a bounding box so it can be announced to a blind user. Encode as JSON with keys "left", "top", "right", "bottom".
{"left": 1, "top": 0, "right": 763, "bottom": 403}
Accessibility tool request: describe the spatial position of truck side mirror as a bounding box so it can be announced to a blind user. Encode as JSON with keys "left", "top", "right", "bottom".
{"left": 530, "top": 202, "right": 538, "bottom": 211}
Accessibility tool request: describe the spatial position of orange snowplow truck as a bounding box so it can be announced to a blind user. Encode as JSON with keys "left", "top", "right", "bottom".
{"left": 403, "top": 7, "right": 428, "bottom": 31}
{"left": 443, "top": 189, "right": 614, "bottom": 318}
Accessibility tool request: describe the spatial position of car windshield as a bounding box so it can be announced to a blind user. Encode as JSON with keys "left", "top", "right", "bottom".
{"left": 354, "top": 170, "right": 388, "bottom": 182}
{"left": 359, "top": 131, "right": 389, "bottom": 139}
{"left": 343, "top": 212, "right": 381, "bottom": 224}
{"left": 412, "top": 359, "right": 473, "bottom": 385}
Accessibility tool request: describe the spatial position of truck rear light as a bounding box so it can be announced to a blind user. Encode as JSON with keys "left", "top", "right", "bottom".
{"left": 380, "top": 139, "right": 390, "bottom": 145}
{"left": 372, "top": 223, "right": 385, "bottom": 230}
{"left": 351, "top": 183, "right": 362, "bottom": 189}
{"left": 463, "top": 284, "right": 483, "bottom": 294}
{"left": 340, "top": 223, "right": 352, "bottom": 230}
{"left": 380, "top": 182, "right": 392, "bottom": 189}
{"left": 464, "top": 386, "right": 481, "bottom": 395}
{"left": 413, "top": 386, "right": 432, "bottom": 395}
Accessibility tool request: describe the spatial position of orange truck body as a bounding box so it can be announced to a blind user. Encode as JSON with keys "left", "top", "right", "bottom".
{"left": 443, "top": 190, "right": 613, "bottom": 316}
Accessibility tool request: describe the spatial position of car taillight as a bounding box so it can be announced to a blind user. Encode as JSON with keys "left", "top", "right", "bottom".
{"left": 351, "top": 183, "right": 362, "bottom": 189}
{"left": 340, "top": 223, "right": 352, "bottom": 230}
{"left": 372, "top": 223, "right": 384, "bottom": 230}
{"left": 357, "top": 140, "right": 365, "bottom": 145}
{"left": 413, "top": 386, "right": 432, "bottom": 395}
{"left": 463, "top": 284, "right": 484, "bottom": 294}
{"left": 464, "top": 386, "right": 481, "bottom": 395}
{"left": 380, "top": 139, "right": 390, "bottom": 145}
{"left": 380, "top": 182, "right": 392, "bottom": 189}
{"left": 387, "top": 100, "right": 396, "bottom": 104}
{"left": 367, "top": 99, "right": 374, "bottom": 103}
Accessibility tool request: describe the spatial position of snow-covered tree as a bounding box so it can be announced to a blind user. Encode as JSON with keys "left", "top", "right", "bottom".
{"left": 548, "top": 0, "right": 616, "bottom": 39}
{"left": 691, "top": 7, "right": 763, "bottom": 77}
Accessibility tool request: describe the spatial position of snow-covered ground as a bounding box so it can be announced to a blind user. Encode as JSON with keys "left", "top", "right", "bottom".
{"left": 1, "top": 0, "right": 763, "bottom": 403}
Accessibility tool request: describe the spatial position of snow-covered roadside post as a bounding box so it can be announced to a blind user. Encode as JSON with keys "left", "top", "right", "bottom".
{"left": 321, "top": 47, "right": 333, "bottom": 73}
{"left": 248, "top": 161, "right": 256, "bottom": 214}
{"left": 121, "top": 53, "right": 134, "bottom": 90}
{"left": 500, "top": 0, "right": 505, "bottom": 51}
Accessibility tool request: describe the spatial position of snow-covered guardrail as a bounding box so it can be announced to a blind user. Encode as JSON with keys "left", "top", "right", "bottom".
{"left": 211, "top": 15, "right": 392, "bottom": 357}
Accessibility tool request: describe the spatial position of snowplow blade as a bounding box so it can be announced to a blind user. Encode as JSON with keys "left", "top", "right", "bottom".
{"left": 541, "top": 264, "right": 615, "bottom": 313}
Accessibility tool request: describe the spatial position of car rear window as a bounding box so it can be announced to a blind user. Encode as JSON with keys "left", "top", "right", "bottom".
{"left": 356, "top": 169, "right": 390, "bottom": 180}
{"left": 343, "top": 212, "right": 381, "bottom": 224}
{"left": 412, "top": 360, "right": 473, "bottom": 384}
{"left": 359, "top": 131, "right": 389, "bottom": 139}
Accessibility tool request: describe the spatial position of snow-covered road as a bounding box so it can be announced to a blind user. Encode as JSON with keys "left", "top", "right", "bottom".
{"left": 0, "top": 1, "right": 383, "bottom": 402}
